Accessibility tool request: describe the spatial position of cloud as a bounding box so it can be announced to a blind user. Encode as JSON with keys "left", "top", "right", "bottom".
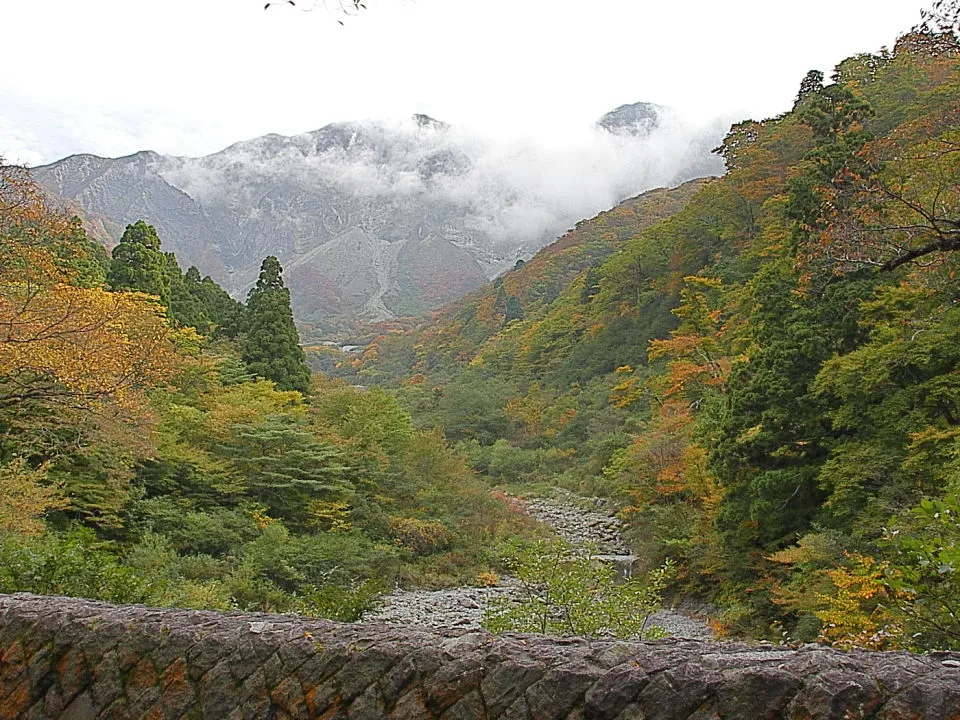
{"left": 0, "top": 116, "right": 46, "bottom": 167}
{"left": 434, "top": 109, "right": 730, "bottom": 252}
{"left": 157, "top": 108, "right": 730, "bottom": 275}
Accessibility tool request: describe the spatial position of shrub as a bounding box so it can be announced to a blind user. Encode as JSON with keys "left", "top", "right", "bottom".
{"left": 482, "top": 539, "right": 674, "bottom": 638}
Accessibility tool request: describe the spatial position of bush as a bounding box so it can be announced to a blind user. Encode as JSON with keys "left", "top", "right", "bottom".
{"left": 0, "top": 528, "right": 156, "bottom": 604}
{"left": 482, "top": 539, "right": 674, "bottom": 638}
{"left": 296, "top": 578, "right": 385, "bottom": 621}
{"left": 882, "top": 492, "right": 960, "bottom": 650}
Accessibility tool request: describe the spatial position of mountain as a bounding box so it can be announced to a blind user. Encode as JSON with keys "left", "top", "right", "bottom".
{"left": 595, "top": 102, "right": 664, "bottom": 135}
{"left": 32, "top": 107, "right": 725, "bottom": 336}
{"left": 349, "top": 176, "right": 711, "bottom": 379}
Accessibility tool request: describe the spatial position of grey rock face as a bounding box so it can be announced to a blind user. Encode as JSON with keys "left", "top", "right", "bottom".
{"left": 31, "top": 110, "right": 725, "bottom": 333}
{"left": 2, "top": 593, "right": 960, "bottom": 719}
{"left": 596, "top": 102, "right": 665, "bottom": 135}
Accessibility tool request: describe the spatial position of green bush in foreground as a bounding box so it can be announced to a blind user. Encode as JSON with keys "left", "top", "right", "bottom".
{"left": 482, "top": 539, "right": 674, "bottom": 638}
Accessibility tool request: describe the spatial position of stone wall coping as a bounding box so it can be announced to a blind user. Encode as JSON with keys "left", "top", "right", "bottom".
{"left": 2, "top": 593, "right": 960, "bottom": 719}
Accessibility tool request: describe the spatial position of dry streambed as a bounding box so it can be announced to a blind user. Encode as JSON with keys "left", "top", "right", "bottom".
{"left": 361, "top": 490, "right": 714, "bottom": 640}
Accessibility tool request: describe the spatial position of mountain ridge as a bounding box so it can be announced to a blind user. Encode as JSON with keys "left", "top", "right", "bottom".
{"left": 32, "top": 107, "right": 725, "bottom": 335}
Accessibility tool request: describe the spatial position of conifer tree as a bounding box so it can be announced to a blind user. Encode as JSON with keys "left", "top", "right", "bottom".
{"left": 165, "top": 256, "right": 210, "bottom": 332}
{"left": 242, "top": 256, "right": 311, "bottom": 393}
{"left": 107, "top": 220, "right": 171, "bottom": 308}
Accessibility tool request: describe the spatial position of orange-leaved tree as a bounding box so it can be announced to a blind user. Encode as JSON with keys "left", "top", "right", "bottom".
{"left": 0, "top": 160, "right": 187, "bottom": 416}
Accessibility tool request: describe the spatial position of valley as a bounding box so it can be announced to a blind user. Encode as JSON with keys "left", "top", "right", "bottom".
{"left": 1, "top": 0, "right": 960, "bottom": 667}
{"left": 362, "top": 489, "right": 715, "bottom": 640}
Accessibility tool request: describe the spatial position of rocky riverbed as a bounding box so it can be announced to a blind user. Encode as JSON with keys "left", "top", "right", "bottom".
{"left": 361, "top": 490, "right": 715, "bottom": 640}
{"left": 525, "top": 491, "right": 630, "bottom": 554}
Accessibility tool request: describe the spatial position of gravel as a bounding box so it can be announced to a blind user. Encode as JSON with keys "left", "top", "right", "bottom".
{"left": 525, "top": 490, "right": 630, "bottom": 554}
{"left": 360, "top": 489, "right": 716, "bottom": 640}
{"left": 361, "top": 584, "right": 518, "bottom": 630}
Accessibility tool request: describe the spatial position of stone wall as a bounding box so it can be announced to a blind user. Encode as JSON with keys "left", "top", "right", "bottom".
{"left": 2, "top": 593, "right": 959, "bottom": 719}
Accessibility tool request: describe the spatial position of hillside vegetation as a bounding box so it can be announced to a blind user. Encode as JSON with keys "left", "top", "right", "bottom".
{"left": 3, "top": 4, "right": 959, "bottom": 652}
{"left": 351, "top": 19, "right": 960, "bottom": 649}
{"left": 0, "top": 165, "right": 532, "bottom": 619}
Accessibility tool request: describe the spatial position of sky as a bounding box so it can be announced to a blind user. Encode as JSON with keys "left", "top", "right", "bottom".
{"left": 1, "top": 0, "right": 928, "bottom": 166}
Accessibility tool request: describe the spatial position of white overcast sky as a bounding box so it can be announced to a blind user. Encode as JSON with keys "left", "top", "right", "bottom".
{"left": 1, "top": 0, "right": 927, "bottom": 166}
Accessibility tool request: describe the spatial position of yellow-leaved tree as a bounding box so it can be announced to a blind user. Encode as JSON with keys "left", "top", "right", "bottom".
{"left": 1, "top": 159, "right": 190, "bottom": 526}
{"left": 0, "top": 160, "right": 186, "bottom": 415}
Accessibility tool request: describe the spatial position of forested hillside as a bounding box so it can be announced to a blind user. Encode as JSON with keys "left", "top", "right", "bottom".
{"left": 4, "top": 2, "right": 959, "bottom": 653}
{"left": 353, "top": 17, "right": 960, "bottom": 649}
{"left": 0, "top": 165, "right": 532, "bottom": 619}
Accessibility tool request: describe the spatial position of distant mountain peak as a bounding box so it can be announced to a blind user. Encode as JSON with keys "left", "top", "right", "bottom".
{"left": 413, "top": 113, "right": 449, "bottom": 131}
{"left": 596, "top": 102, "right": 666, "bottom": 136}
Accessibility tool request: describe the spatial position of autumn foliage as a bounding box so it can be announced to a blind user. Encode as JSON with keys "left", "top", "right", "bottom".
{"left": 1, "top": 163, "right": 185, "bottom": 415}
{"left": 0, "top": 160, "right": 533, "bottom": 619}
{"left": 351, "top": 13, "right": 960, "bottom": 650}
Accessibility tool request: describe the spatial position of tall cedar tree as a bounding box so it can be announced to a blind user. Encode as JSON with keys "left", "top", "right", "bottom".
{"left": 243, "top": 256, "right": 311, "bottom": 393}
{"left": 107, "top": 221, "right": 171, "bottom": 308}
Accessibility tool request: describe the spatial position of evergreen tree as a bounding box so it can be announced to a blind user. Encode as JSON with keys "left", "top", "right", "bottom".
{"left": 793, "top": 70, "right": 824, "bottom": 108}
{"left": 503, "top": 296, "right": 524, "bottom": 324}
{"left": 242, "top": 256, "right": 311, "bottom": 393}
{"left": 107, "top": 220, "right": 171, "bottom": 308}
{"left": 165, "top": 256, "right": 210, "bottom": 332}
{"left": 191, "top": 270, "right": 245, "bottom": 338}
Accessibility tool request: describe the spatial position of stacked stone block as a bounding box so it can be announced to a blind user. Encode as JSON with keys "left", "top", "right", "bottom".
{"left": 2, "top": 593, "right": 960, "bottom": 719}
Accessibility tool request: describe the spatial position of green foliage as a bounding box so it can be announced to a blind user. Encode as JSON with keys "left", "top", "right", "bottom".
{"left": 7, "top": 13, "right": 960, "bottom": 650}
{"left": 242, "top": 256, "right": 311, "bottom": 393}
{"left": 52, "top": 218, "right": 110, "bottom": 288}
{"left": 311, "top": 383, "right": 413, "bottom": 459}
{"left": 503, "top": 295, "right": 524, "bottom": 324}
{"left": 106, "top": 220, "right": 243, "bottom": 335}
{"left": 218, "top": 414, "right": 353, "bottom": 524}
{"left": 0, "top": 166, "right": 536, "bottom": 624}
{"left": 296, "top": 578, "right": 385, "bottom": 621}
{"left": 196, "top": 274, "right": 246, "bottom": 338}
{"left": 883, "top": 491, "right": 960, "bottom": 649}
{"left": 350, "top": 22, "right": 960, "bottom": 649}
{"left": 431, "top": 370, "right": 514, "bottom": 444}
{"left": 108, "top": 220, "right": 171, "bottom": 307}
{"left": 483, "top": 539, "right": 673, "bottom": 638}
{"left": 0, "top": 528, "right": 156, "bottom": 604}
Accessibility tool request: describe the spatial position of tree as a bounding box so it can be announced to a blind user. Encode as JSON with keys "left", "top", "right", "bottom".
{"left": 217, "top": 414, "right": 353, "bottom": 524}
{"left": 882, "top": 492, "right": 960, "bottom": 649}
{"left": 0, "top": 276, "right": 184, "bottom": 413}
{"left": 794, "top": 70, "right": 825, "bottom": 108}
{"left": 107, "top": 221, "right": 171, "bottom": 308}
{"left": 910, "top": 0, "right": 960, "bottom": 52}
{"left": 0, "top": 174, "right": 185, "bottom": 415}
{"left": 242, "top": 256, "right": 311, "bottom": 393}
{"left": 167, "top": 259, "right": 211, "bottom": 332}
{"left": 807, "top": 119, "right": 960, "bottom": 274}
{"left": 263, "top": 0, "right": 366, "bottom": 24}
{"left": 0, "top": 166, "right": 190, "bottom": 529}
{"left": 195, "top": 271, "right": 246, "bottom": 338}
{"left": 0, "top": 458, "right": 66, "bottom": 536}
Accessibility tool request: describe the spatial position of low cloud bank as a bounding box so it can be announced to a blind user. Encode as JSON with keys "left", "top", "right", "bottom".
{"left": 159, "top": 107, "right": 730, "bottom": 269}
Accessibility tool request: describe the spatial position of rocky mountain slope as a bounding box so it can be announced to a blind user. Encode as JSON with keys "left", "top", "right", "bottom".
{"left": 32, "top": 104, "right": 724, "bottom": 334}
